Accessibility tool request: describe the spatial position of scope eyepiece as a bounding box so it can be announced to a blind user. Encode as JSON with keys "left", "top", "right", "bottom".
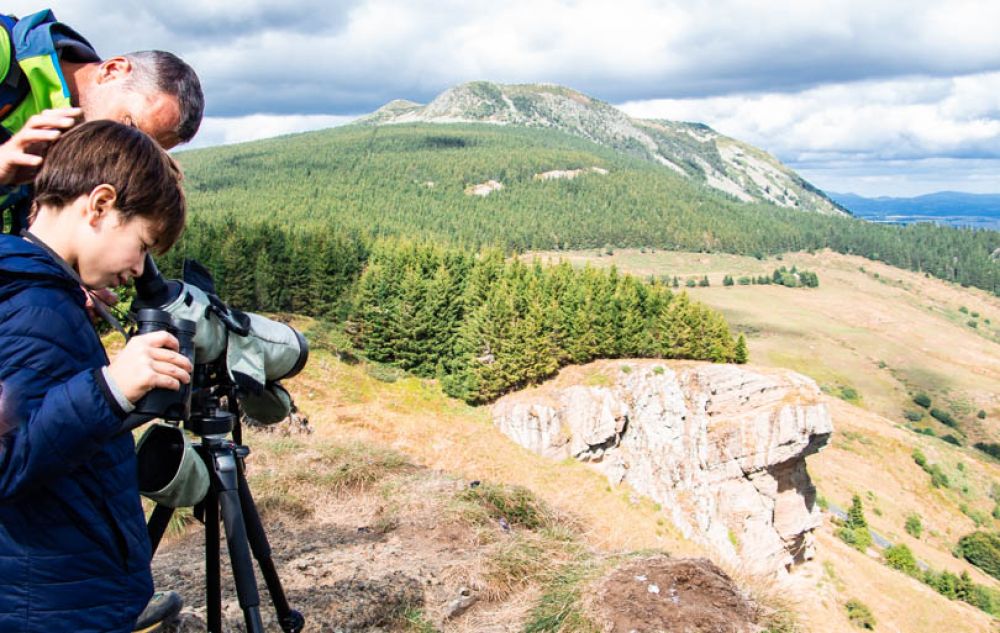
{"left": 132, "top": 309, "right": 197, "bottom": 421}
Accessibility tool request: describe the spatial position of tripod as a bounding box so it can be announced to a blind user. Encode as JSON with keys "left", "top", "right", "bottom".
{"left": 146, "top": 373, "right": 304, "bottom": 633}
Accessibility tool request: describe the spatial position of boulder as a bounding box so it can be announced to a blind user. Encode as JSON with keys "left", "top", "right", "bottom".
{"left": 492, "top": 361, "right": 832, "bottom": 575}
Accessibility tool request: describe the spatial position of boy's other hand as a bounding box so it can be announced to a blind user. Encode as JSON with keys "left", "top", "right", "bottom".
{"left": 0, "top": 108, "right": 82, "bottom": 185}
{"left": 85, "top": 287, "right": 119, "bottom": 323}
{"left": 107, "top": 331, "right": 193, "bottom": 404}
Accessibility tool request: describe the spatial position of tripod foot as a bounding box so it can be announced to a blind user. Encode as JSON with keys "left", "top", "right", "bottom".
{"left": 279, "top": 609, "right": 305, "bottom": 633}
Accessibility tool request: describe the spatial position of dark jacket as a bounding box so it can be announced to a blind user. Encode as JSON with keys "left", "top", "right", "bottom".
{"left": 0, "top": 234, "right": 153, "bottom": 632}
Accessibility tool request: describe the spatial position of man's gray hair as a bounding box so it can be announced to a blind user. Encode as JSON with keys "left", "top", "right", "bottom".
{"left": 124, "top": 50, "right": 204, "bottom": 144}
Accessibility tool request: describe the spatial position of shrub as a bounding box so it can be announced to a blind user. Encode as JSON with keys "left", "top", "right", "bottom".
{"left": 975, "top": 443, "right": 1000, "bottom": 460}
{"left": 913, "top": 393, "right": 932, "bottom": 408}
{"left": 941, "top": 434, "right": 962, "bottom": 446}
{"left": 929, "top": 408, "right": 957, "bottom": 428}
{"left": 960, "top": 505, "right": 989, "bottom": 528}
{"left": 978, "top": 409, "right": 988, "bottom": 420}
{"left": 845, "top": 599, "right": 876, "bottom": 630}
{"left": 957, "top": 532, "right": 1000, "bottom": 581}
{"left": 928, "top": 464, "right": 950, "bottom": 489}
{"left": 737, "top": 276, "right": 751, "bottom": 285}
{"left": 912, "top": 448, "right": 927, "bottom": 468}
{"left": 884, "top": 543, "right": 919, "bottom": 576}
{"left": 923, "top": 569, "right": 957, "bottom": 598}
{"left": 840, "top": 386, "right": 860, "bottom": 402}
{"left": 968, "top": 320, "right": 979, "bottom": 329}
{"left": 837, "top": 526, "right": 872, "bottom": 553}
{"left": 904, "top": 410, "right": 924, "bottom": 422}
{"left": 459, "top": 482, "right": 552, "bottom": 530}
{"left": 905, "top": 514, "right": 923, "bottom": 538}
{"left": 960, "top": 306, "right": 969, "bottom": 314}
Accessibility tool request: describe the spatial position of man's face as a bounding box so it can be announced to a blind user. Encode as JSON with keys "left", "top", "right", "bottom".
{"left": 78, "top": 209, "right": 157, "bottom": 289}
{"left": 84, "top": 88, "right": 182, "bottom": 150}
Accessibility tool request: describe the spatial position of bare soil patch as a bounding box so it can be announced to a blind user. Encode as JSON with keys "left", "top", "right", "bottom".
{"left": 589, "top": 556, "right": 758, "bottom": 633}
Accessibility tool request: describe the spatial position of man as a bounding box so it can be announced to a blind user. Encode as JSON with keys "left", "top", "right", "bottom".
{"left": 0, "top": 8, "right": 204, "bottom": 232}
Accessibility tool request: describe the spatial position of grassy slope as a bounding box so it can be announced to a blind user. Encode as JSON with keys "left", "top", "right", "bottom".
{"left": 266, "top": 338, "right": 994, "bottom": 632}
{"left": 520, "top": 249, "right": 1000, "bottom": 631}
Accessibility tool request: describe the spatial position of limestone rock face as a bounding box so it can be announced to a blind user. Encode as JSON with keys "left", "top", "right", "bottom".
{"left": 492, "top": 361, "right": 832, "bottom": 575}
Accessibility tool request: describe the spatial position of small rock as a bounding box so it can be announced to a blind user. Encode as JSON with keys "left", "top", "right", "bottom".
{"left": 648, "top": 584, "right": 660, "bottom": 594}
{"left": 444, "top": 586, "right": 477, "bottom": 620}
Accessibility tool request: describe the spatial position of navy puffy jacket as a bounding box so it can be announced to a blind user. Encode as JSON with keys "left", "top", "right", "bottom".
{"left": 0, "top": 235, "right": 153, "bottom": 632}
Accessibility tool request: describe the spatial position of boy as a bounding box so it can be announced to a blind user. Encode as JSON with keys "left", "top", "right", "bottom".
{"left": 0, "top": 120, "right": 193, "bottom": 632}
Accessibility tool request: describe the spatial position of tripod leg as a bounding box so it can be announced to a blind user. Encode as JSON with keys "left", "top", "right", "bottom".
{"left": 237, "top": 461, "right": 305, "bottom": 633}
{"left": 147, "top": 504, "right": 175, "bottom": 555}
{"left": 215, "top": 451, "right": 266, "bottom": 633}
{"left": 204, "top": 483, "right": 223, "bottom": 633}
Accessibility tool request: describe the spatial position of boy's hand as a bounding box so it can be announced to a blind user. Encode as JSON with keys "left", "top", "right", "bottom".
{"left": 0, "top": 108, "right": 82, "bottom": 185}
{"left": 107, "top": 331, "right": 193, "bottom": 404}
{"left": 85, "top": 287, "right": 119, "bottom": 323}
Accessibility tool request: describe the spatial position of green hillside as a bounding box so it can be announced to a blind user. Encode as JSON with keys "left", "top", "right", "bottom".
{"left": 175, "top": 122, "right": 998, "bottom": 296}
{"left": 178, "top": 122, "right": 807, "bottom": 249}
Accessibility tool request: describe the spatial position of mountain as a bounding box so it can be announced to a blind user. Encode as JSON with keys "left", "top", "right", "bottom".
{"left": 360, "top": 81, "right": 848, "bottom": 216}
{"left": 831, "top": 191, "right": 1000, "bottom": 229}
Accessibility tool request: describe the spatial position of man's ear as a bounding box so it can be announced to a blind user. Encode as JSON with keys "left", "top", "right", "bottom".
{"left": 85, "top": 184, "right": 119, "bottom": 226}
{"left": 95, "top": 56, "right": 132, "bottom": 84}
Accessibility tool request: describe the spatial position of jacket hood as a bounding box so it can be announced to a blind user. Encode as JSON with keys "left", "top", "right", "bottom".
{"left": 0, "top": 234, "right": 83, "bottom": 303}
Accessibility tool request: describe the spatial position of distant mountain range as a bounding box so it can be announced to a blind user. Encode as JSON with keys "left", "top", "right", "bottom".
{"left": 830, "top": 191, "right": 1000, "bottom": 230}
{"left": 361, "top": 81, "right": 848, "bottom": 216}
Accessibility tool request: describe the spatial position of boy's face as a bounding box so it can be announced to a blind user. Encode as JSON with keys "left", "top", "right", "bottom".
{"left": 77, "top": 209, "right": 156, "bottom": 289}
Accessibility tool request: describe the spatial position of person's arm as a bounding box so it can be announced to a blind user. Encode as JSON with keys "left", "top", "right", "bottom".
{"left": 0, "top": 305, "right": 191, "bottom": 500}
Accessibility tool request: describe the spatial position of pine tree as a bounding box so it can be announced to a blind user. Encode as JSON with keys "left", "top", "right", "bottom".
{"left": 847, "top": 494, "right": 868, "bottom": 529}
{"left": 734, "top": 333, "right": 748, "bottom": 364}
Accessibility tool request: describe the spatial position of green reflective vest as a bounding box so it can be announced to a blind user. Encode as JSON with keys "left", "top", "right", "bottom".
{"left": 0, "top": 9, "right": 98, "bottom": 233}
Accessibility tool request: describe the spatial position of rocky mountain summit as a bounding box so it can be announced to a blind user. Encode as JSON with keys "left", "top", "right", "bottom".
{"left": 361, "top": 81, "right": 847, "bottom": 215}
{"left": 492, "top": 360, "right": 833, "bottom": 575}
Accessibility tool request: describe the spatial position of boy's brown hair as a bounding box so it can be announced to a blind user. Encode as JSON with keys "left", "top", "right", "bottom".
{"left": 32, "top": 120, "right": 186, "bottom": 253}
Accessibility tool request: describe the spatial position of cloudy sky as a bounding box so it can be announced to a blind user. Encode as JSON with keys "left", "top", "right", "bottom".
{"left": 11, "top": 1, "right": 1000, "bottom": 196}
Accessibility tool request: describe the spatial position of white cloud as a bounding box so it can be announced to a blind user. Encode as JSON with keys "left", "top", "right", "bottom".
{"left": 5, "top": 1, "right": 1000, "bottom": 194}
{"left": 13, "top": 0, "right": 1000, "bottom": 114}
{"left": 618, "top": 71, "right": 1000, "bottom": 195}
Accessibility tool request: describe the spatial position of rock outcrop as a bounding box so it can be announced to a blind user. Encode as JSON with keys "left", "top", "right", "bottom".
{"left": 491, "top": 360, "right": 832, "bottom": 575}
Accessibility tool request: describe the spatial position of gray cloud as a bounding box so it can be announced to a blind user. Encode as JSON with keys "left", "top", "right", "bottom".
{"left": 7, "top": 0, "right": 999, "bottom": 194}
{"left": 10, "top": 0, "right": 1000, "bottom": 116}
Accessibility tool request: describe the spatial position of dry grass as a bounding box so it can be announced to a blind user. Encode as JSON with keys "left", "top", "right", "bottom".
{"left": 285, "top": 348, "right": 699, "bottom": 558}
